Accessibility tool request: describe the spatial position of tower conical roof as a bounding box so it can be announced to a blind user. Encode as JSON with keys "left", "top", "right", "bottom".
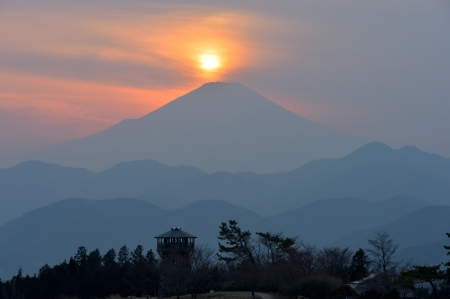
{"left": 154, "top": 227, "right": 197, "bottom": 238}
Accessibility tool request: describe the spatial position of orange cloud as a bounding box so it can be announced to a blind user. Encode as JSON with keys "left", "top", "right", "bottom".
{"left": 0, "top": 2, "right": 262, "bottom": 150}
{"left": 0, "top": 71, "right": 189, "bottom": 142}
{"left": 0, "top": 0, "right": 319, "bottom": 157}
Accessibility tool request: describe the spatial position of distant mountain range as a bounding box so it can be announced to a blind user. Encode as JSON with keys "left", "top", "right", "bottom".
{"left": 0, "top": 197, "right": 448, "bottom": 280}
{"left": 1, "top": 82, "right": 369, "bottom": 173}
{"left": 1, "top": 141, "right": 449, "bottom": 224}
{"left": 0, "top": 160, "right": 206, "bottom": 224}
{"left": 142, "top": 141, "right": 450, "bottom": 215}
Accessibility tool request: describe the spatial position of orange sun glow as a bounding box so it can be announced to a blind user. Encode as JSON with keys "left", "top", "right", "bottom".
{"left": 199, "top": 54, "right": 221, "bottom": 71}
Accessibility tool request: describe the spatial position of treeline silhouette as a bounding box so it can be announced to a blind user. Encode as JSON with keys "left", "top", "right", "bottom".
{"left": 0, "top": 243, "right": 222, "bottom": 299}
{"left": 1, "top": 221, "right": 450, "bottom": 299}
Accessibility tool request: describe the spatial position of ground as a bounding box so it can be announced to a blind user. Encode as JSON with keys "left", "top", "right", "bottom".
{"left": 107, "top": 292, "right": 269, "bottom": 299}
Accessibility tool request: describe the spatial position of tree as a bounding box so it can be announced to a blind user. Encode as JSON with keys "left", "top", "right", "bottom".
{"left": 126, "top": 245, "right": 158, "bottom": 299}
{"left": 217, "top": 220, "right": 258, "bottom": 299}
{"left": 280, "top": 241, "right": 319, "bottom": 286}
{"left": 397, "top": 265, "right": 445, "bottom": 298}
{"left": 87, "top": 248, "right": 103, "bottom": 297}
{"left": 367, "top": 231, "right": 399, "bottom": 292}
{"left": 188, "top": 244, "right": 215, "bottom": 299}
{"left": 146, "top": 249, "right": 159, "bottom": 298}
{"left": 445, "top": 233, "right": 450, "bottom": 271}
{"left": 74, "top": 246, "right": 88, "bottom": 266}
{"left": 317, "top": 247, "right": 352, "bottom": 283}
{"left": 118, "top": 245, "right": 130, "bottom": 268}
{"left": 97, "top": 249, "right": 120, "bottom": 298}
{"left": 256, "top": 232, "right": 296, "bottom": 263}
{"left": 349, "top": 248, "right": 371, "bottom": 282}
{"left": 73, "top": 246, "right": 90, "bottom": 298}
{"left": 218, "top": 220, "right": 255, "bottom": 264}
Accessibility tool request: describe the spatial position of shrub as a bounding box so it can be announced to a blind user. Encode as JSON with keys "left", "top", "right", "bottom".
{"left": 283, "top": 275, "right": 341, "bottom": 299}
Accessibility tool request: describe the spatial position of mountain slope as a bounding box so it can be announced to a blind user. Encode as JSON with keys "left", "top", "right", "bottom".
{"left": 397, "top": 238, "right": 449, "bottom": 265}
{"left": 2, "top": 82, "right": 368, "bottom": 173}
{"left": 142, "top": 171, "right": 283, "bottom": 211}
{"left": 330, "top": 206, "right": 450, "bottom": 250}
{"left": 268, "top": 196, "right": 429, "bottom": 246}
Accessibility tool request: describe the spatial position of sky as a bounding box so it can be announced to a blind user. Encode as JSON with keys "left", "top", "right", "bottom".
{"left": 1, "top": 0, "right": 450, "bottom": 160}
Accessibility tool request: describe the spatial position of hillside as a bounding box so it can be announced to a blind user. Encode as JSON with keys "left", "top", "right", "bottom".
{"left": 397, "top": 238, "right": 450, "bottom": 265}
{"left": 330, "top": 206, "right": 450, "bottom": 250}
{"left": 268, "top": 196, "right": 429, "bottom": 246}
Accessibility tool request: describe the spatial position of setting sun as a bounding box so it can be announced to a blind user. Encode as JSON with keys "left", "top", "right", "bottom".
{"left": 199, "top": 54, "right": 221, "bottom": 71}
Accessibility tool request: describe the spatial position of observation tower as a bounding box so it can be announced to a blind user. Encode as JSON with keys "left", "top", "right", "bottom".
{"left": 155, "top": 227, "right": 197, "bottom": 258}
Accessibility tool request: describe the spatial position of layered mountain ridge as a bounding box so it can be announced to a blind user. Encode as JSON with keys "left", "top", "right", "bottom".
{"left": 1, "top": 141, "right": 449, "bottom": 224}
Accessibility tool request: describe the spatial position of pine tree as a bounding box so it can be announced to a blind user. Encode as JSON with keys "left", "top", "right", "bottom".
{"left": 118, "top": 245, "right": 130, "bottom": 268}
{"left": 349, "top": 248, "right": 371, "bottom": 282}
{"left": 99, "top": 248, "right": 120, "bottom": 297}
{"left": 217, "top": 220, "right": 255, "bottom": 263}
{"left": 217, "top": 220, "right": 258, "bottom": 299}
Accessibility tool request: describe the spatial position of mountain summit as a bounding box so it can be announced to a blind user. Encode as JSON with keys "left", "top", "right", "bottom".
{"left": 4, "top": 82, "right": 369, "bottom": 173}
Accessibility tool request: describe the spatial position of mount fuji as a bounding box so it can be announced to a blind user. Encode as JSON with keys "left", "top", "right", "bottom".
{"left": 4, "top": 82, "right": 369, "bottom": 173}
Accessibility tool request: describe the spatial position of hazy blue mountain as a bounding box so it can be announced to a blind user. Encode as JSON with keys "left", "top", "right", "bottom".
{"left": 233, "top": 158, "right": 337, "bottom": 186}
{"left": 0, "top": 198, "right": 271, "bottom": 279}
{"left": 330, "top": 206, "right": 450, "bottom": 250}
{"left": 139, "top": 142, "right": 450, "bottom": 215}
{"left": 268, "top": 196, "right": 429, "bottom": 246}
{"left": 84, "top": 160, "right": 206, "bottom": 199}
{"left": 262, "top": 142, "right": 450, "bottom": 214}
{"left": 2, "top": 140, "right": 449, "bottom": 223}
{"left": 0, "top": 161, "right": 94, "bottom": 224}
{"left": 397, "top": 238, "right": 450, "bottom": 266}
{"left": 2, "top": 82, "right": 369, "bottom": 173}
{"left": 0, "top": 160, "right": 206, "bottom": 224}
{"left": 141, "top": 171, "right": 283, "bottom": 211}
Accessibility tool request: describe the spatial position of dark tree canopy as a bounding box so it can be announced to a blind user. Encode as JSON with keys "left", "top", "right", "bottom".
{"left": 398, "top": 265, "right": 445, "bottom": 298}
{"left": 217, "top": 220, "right": 255, "bottom": 264}
{"left": 349, "top": 248, "right": 371, "bottom": 282}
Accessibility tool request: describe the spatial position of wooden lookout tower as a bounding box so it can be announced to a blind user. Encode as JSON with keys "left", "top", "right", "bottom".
{"left": 155, "top": 227, "right": 197, "bottom": 258}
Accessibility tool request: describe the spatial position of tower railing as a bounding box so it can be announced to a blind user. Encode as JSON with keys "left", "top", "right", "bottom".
{"left": 157, "top": 242, "right": 195, "bottom": 252}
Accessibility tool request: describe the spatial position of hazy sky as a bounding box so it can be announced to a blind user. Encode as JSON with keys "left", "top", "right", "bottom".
{"left": 1, "top": 0, "right": 449, "bottom": 159}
